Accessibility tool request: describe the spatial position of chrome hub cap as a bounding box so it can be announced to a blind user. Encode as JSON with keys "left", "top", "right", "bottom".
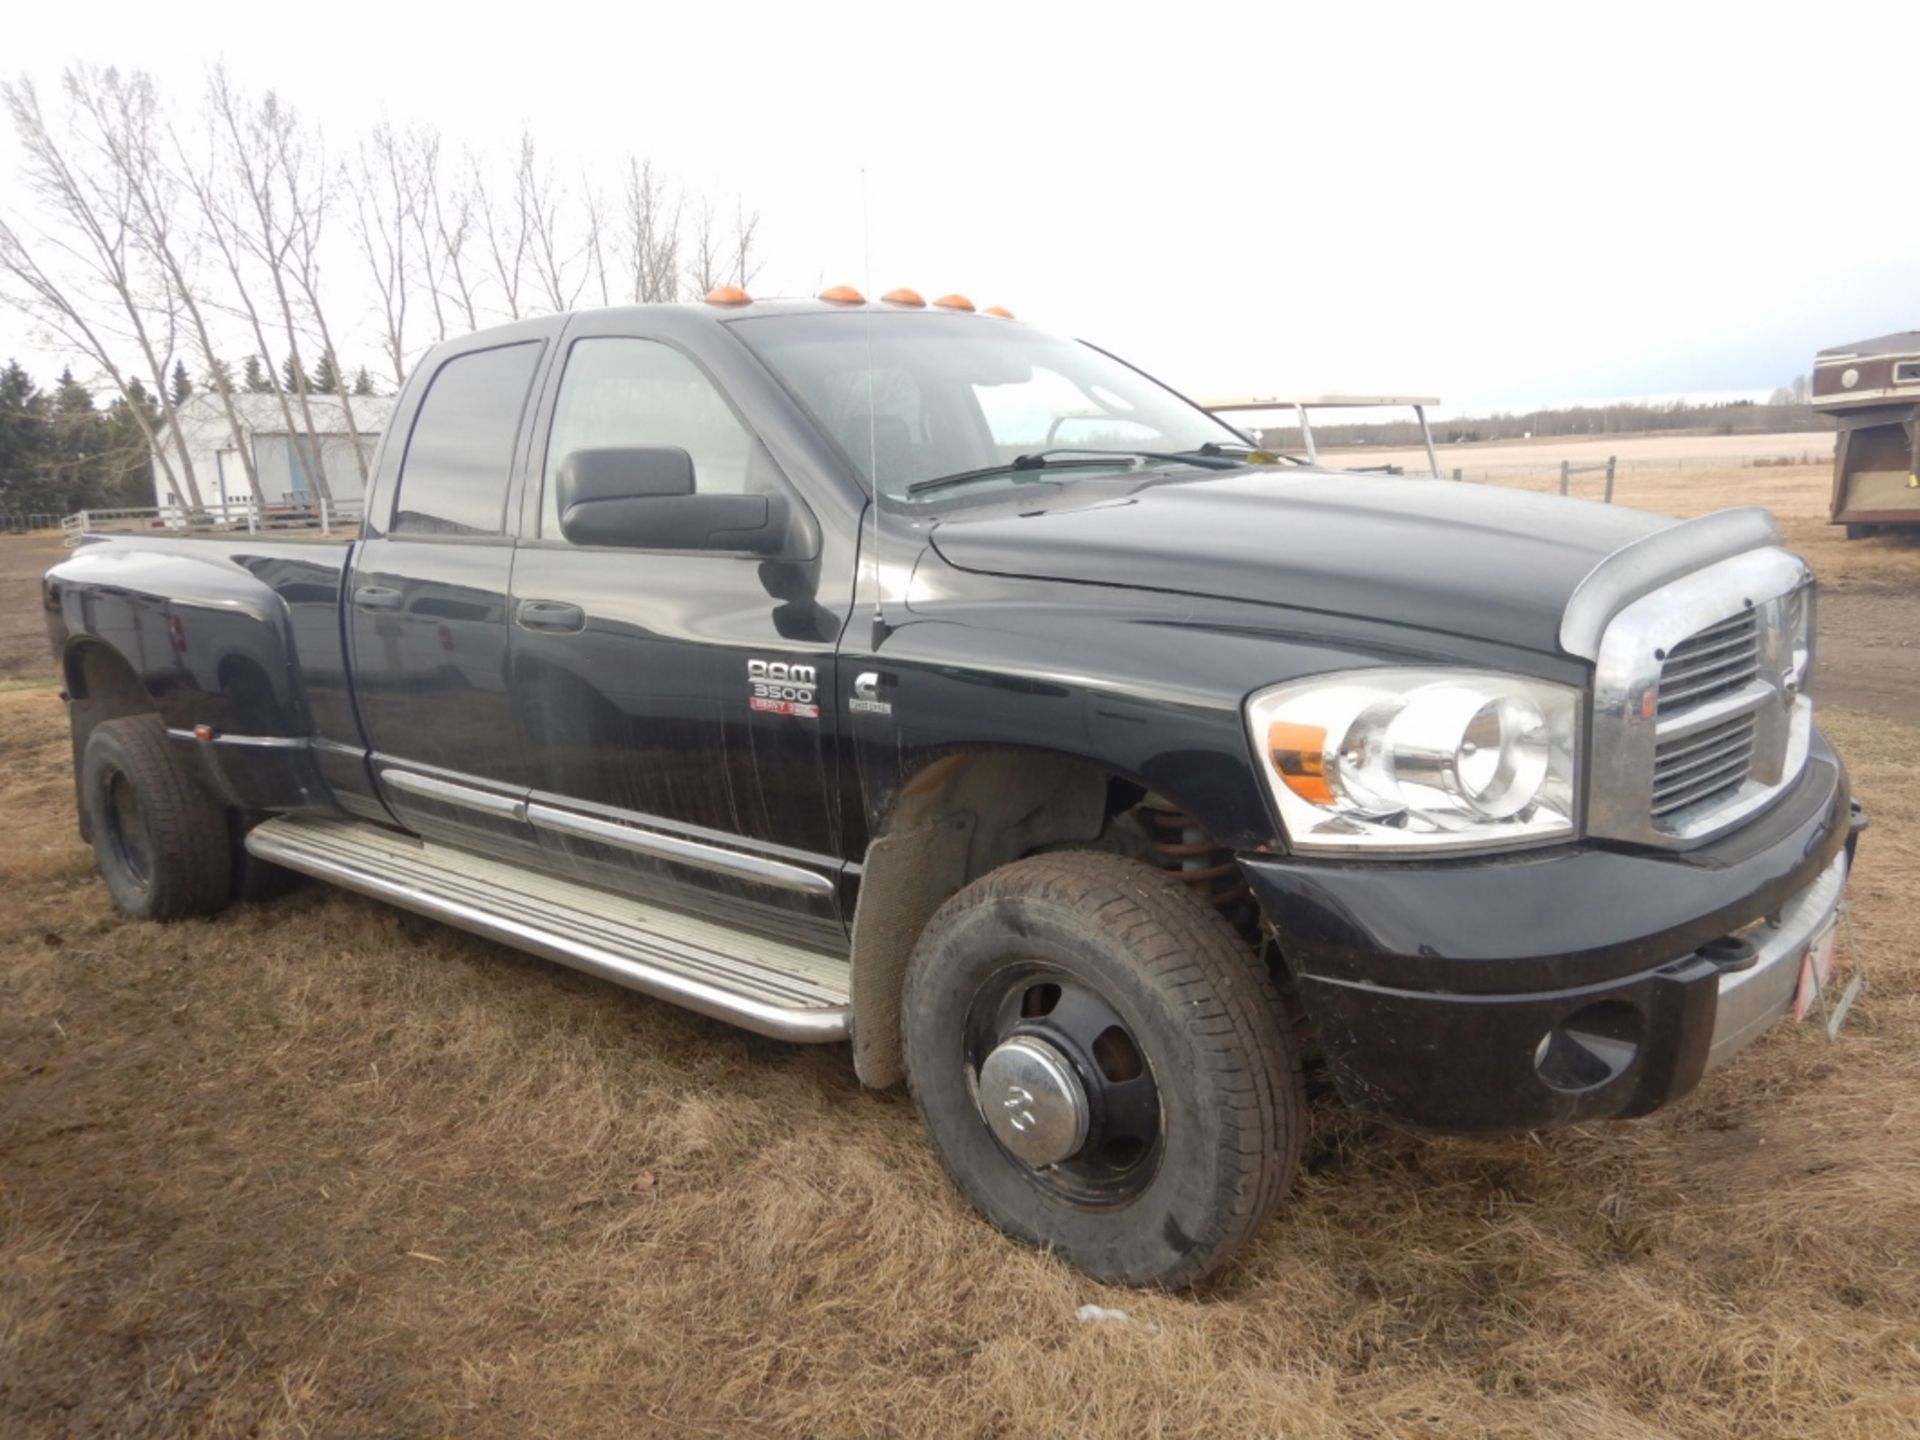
{"left": 977, "top": 1035, "right": 1090, "bottom": 1168}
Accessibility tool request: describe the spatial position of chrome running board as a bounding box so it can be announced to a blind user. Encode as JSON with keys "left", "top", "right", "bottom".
{"left": 246, "top": 815, "right": 851, "bottom": 1042}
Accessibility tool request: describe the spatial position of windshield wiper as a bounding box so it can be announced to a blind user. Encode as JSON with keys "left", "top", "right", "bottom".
{"left": 904, "top": 447, "right": 1239, "bottom": 498}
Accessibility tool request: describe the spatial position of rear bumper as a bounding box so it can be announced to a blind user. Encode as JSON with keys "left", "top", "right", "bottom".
{"left": 1241, "top": 740, "right": 1860, "bottom": 1133}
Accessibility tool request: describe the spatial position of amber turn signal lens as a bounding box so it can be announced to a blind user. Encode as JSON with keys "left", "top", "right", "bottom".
{"left": 818, "top": 284, "right": 864, "bottom": 304}
{"left": 704, "top": 285, "right": 752, "bottom": 306}
{"left": 1267, "top": 721, "right": 1333, "bottom": 805}
{"left": 881, "top": 287, "right": 925, "bottom": 306}
{"left": 932, "top": 293, "right": 975, "bottom": 312}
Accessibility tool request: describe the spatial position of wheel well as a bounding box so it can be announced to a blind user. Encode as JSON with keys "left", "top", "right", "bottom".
{"left": 63, "top": 642, "right": 160, "bottom": 840}
{"left": 849, "top": 748, "right": 1204, "bottom": 1087}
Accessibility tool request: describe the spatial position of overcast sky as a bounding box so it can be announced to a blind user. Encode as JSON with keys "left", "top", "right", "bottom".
{"left": 4, "top": 1, "right": 1916, "bottom": 415}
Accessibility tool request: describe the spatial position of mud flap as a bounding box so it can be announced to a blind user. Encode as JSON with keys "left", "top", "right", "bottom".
{"left": 850, "top": 812, "right": 976, "bottom": 1088}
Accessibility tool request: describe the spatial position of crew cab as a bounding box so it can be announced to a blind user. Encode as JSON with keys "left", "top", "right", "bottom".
{"left": 43, "top": 289, "right": 1865, "bottom": 1286}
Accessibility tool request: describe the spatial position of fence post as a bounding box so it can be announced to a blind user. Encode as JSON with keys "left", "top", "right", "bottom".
{"left": 1605, "top": 456, "right": 1616, "bottom": 504}
{"left": 319, "top": 496, "right": 330, "bottom": 535}
{"left": 1559, "top": 460, "right": 1570, "bottom": 496}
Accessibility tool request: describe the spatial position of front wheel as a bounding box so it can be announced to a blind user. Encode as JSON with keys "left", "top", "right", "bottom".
{"left": 901, "top": 850, "right": 1305, "bottom": 1287}
{"left": 81, "top": 715, "right": 233, "bottom": 921}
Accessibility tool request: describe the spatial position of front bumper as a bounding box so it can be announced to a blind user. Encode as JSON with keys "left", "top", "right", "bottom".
{"left": 1242, "top": 739, "right": 1860, "bottom": 1133}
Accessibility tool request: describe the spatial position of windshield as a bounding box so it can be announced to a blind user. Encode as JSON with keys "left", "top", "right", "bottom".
{"left": 733, "top": 312, "right": 1251, "bottom": 502}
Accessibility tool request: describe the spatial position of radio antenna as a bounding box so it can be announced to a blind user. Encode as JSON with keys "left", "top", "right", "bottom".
{"left": 863, "top": 166, "right": 892, "bottom": 651}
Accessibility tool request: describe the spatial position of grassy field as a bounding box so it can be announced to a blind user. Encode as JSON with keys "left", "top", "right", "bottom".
{"left": 2, "top": 468, "right": 1918, "bottom": 1438}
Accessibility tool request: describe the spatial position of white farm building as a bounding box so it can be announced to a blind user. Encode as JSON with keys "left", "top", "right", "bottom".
{"left": 151, "top": 392, "right": 395, "bottom": 512}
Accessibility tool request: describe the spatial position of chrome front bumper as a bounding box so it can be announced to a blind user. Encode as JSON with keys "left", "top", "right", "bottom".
{"left": 1705, "top": 849, "right": 1850, "bottom": 1071}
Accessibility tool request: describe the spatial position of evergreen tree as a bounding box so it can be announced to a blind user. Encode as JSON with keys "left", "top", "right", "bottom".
{"left": 352, "top": 367, "right": 376, "bottom": 397}
{"left": 205, "top": 357, "right": 235, "bottom": 395}
{"left": 103, "top": 379, "right": 160, "bottom": 508}
{"left": 47, "top": 369, "right": 107, "bottom": 512}
{"left": 281, "top": 353, "right": 308, "bottom": 395}
{"left": 310, "top": 350, "right": 341, "bottom": 395}
{"left": 0, "top": 360, "right": 53, "bottom": 516}
{"left": 243, "top": 355, "right": 272, "bottom": 393}
{"left": 169, "top": 359, "right": 193, "bottom": 406}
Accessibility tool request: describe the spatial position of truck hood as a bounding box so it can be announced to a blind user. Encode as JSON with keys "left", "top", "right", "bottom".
{"left": 926, "top": 470, "right": 1670, "bottom": 655}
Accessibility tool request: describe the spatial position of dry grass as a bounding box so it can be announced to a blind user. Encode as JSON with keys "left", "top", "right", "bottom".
{"left": 2, "top": 475, "right": 1918, "bottom": 1438}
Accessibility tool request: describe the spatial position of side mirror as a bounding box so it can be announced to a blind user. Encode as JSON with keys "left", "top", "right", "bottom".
{"left": 555, "top": 446, "right": 789, "bottom": 554}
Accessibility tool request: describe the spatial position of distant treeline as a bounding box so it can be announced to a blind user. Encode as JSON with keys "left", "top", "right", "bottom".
{"left": 1258, "top": 395, "right": 1828, "bottom": 452}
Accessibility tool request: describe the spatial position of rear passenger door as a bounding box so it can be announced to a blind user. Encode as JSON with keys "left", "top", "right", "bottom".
{"left": 346, "top": 330, "right": 551, "bottom": 860}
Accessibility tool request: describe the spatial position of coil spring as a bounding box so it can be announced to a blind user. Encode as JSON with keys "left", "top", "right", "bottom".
{"left": 1137, "top": 799, "right": 1260, "bottom": 942}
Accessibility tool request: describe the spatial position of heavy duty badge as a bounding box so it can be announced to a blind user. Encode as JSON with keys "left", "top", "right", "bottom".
{"left": 748, "top": 659, "right": 819, "bottom": 718}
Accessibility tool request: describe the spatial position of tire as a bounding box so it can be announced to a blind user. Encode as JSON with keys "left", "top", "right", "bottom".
{"left": 81, "top": 715, "right": 233, "bottom": 921}
{"left": 901, "top": 850, "right": 1305, "bottom": 1287}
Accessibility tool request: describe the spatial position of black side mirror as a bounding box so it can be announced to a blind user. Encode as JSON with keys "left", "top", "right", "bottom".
{"left": 556, "top": 447, "right": 789, "bottom": 554}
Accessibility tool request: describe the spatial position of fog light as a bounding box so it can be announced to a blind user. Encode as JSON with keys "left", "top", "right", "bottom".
{"left": 1534, "top": 1000, "right": 1643, "bottom": 1093}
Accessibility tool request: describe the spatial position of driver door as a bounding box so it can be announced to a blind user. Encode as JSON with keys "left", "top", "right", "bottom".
{"left": 505, "top": 316, "right": 847, "bottom": 951}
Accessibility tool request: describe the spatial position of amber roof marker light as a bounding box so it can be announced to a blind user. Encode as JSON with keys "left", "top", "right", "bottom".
{"left": 982, "top": 305, "right": 1015, "bottom": 319}
{"left": 932, "top": 293, "right": 976, "bottom": 312}
{"left": 881, "top": 287, "right": 926, "bottom": 307}
{"left": 704, "top": 284, "right": 752, "bottom": 306}
{"left": 818, "top": 284, "right": 865, "bottom": 304}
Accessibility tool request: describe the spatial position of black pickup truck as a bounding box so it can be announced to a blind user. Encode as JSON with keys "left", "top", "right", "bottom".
{"left": 43, "top": 291, "right": 1864, "bottom": 1286}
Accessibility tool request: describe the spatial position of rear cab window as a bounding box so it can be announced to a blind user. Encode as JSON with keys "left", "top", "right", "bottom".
{"left": 391, "top": 342, "right": 543, "bottom": 537}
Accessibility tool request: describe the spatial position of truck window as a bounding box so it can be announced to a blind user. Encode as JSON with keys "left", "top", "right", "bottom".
{"left": 391, "top": 342, "right": 542, "bottom": 537}
{"left": 539, "top": 338, "right": 757, "bottom": 538}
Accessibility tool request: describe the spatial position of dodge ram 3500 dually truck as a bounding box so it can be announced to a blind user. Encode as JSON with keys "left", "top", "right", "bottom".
{"left": 43, "top": 289, "right": 1866, "bottom": 1286}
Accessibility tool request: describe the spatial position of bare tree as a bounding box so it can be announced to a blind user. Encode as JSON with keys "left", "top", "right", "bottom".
{"left": 417, "top": 138, "right": 481, "bottom": 336}
{"left": 69, "top": 67, "right": 263, "bottom": 503}
{"left": 474, "top": 133, "right": 534, "bottom": 320}
{"left": 276, "top": 117, "right": 370, "bottom": 482}
{"left": 349, "top": 119, "right": 419, "bottom": 387}
{"left": 204, "top": 71, "right": 337, "bottom": 500}
{"left": 686, "top": 197, "right": 723, "bottom": 297}
{"left": 518, "top": 135, "right": 584, "bottom": 313}
{"left": 731, "top": 200, "right": 761, "bottom": 289}
{"left": 175, "top": 85, "right": 323, "bottom": 505}
{"left": 580, "top": 177, "right": 612, "bottom": 309}
{"left": 622, "top": 156, "right": 680, "bottom": 303}
{"left": 0, "top": 73, "right": 203, "bottom": 507}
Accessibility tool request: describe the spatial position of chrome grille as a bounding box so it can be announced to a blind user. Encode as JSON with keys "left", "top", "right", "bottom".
{"left": 1651, "top": 711, "right": 1758, "bottom": 817}
{"left": 1585, "top": 544, "right": 1812, "bottom": 850}
{"left": 1656, "top": 611, "right": 1759, "bottom": 715}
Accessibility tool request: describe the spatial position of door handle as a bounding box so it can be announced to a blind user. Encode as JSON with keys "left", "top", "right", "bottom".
{"left": 353, "top": 584, "right": 404, "bottom": 611}
{"left": 516, "top": 599, "right": 587, "bottom": 633}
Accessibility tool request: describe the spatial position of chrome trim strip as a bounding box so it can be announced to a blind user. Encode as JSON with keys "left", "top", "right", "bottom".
{"left": 1653, "top": 680, "right": 1773, "bottom": 743}
{"left": 1706, "top": 850, "right": 1848, "bottom": 1070}
{"left": 243, "top": 825, "right": 850, "bottom": 1043}
{"left": 526, "top": 802, "right": 837, "bottom": 897}
{"left": 1560, "top": 508, "right": 1783, "bottom": 660}
{"left": 167, "top": 728, "right": 311, "bottom": 749}
{"left": 381, "top": 768, "right": 528, "bottom": 822}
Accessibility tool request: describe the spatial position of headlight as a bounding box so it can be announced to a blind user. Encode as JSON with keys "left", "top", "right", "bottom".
{"left": 1246, "top": 669, "right": 1581, "bottom": 854}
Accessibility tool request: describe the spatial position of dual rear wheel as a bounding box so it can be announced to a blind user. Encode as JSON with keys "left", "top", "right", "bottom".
{"left": 80, "top": 715, "right": 291, "bottom": 920}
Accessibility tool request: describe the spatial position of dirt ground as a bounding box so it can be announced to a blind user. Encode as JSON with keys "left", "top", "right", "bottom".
{"left": 1, "top": 471, "right": 1917, "bottom": 1439}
